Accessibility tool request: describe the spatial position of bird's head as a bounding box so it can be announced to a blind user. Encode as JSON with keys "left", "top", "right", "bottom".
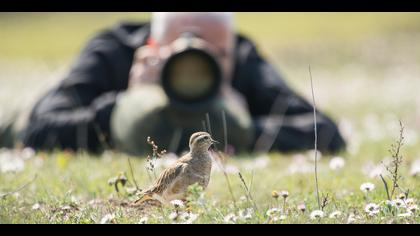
{"left": 189, "top": 131, "right": 218, "bottom": 152}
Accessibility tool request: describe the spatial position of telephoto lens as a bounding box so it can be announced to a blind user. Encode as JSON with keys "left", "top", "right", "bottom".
{"left": 160, "top": 33, "right": 223, "bottom": 109}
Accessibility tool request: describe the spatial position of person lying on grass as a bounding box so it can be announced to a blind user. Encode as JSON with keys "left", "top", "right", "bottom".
{"left": 12, "top": 12, "right": 345, "bottom": 155}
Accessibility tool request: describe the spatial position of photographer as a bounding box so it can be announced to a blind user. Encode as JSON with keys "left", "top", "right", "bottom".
{"left": 19, "top": 12, "right": 346, "bottom": 155}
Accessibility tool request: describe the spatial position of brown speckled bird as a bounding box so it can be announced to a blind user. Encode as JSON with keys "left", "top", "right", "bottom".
{"left": 135, "top": 132, "right": 217, "bottom": 205}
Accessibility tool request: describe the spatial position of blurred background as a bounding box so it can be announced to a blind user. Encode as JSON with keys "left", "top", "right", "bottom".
{"left": 0, "top": 12, "right": 419, "bottom": 156}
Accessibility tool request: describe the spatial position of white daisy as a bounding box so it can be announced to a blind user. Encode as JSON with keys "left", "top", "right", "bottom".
{"left": 100, "top": 213, "right": 115, "bottom": 224}
{"left": 170, "top": 199, "right": 184, "bottom": 208}
{"left": 180, "top": 212, "right": 199, "bottom": 224}
{"left": 364, "top": 203, "right": 380, "bottom": 216}
{"left": 329, "top": 211, "right": 342, "bottom": 219}
{"left": 407, "top": 204, "right": 418, "bottom": 213}
{"left": 223, "top": 213, "right": 237, "bottom": 223}
{"left": 392, "top": 199, "right": 406, "bottom": 208}
{"left": 169, "top": 211, "right": 179, "bottom": 220}
{"left": 360, "top": 182, "right": 375, "bottom": 193}
{"left": 266, "top": 208, "right": 281, "bottom": 217}
{"left": 272, "top": 215, "right": 287, "bottom": 222}
{"left": 238, "top": 208, "right": 253, "bottom": 220}
{"left": 310, "top": 210, "right": 325, "bottom": 220}
{"left": 138, "top": 216, "right": 148, "bottom": 224}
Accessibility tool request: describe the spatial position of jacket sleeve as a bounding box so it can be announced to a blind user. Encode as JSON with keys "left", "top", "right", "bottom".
{"left": 21, "top": 33, "right": 128, "bottom": 152}
{"left": 232, "top": 37, "right": 346, "bottom": 153}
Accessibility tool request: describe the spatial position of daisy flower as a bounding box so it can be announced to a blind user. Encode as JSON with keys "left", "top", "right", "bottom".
{"left": 329, "top": 211, "right": 342, "bottom": 219}
{"left": 360, "top": 182, "right": 375, "bottom": 193}
{"left": 138, "top": 216, "right": 148, "bottom": 224}
{"left": 364, "top": 203, "right": 380, "bottom": 216}
{"left": 223, "top": 213, "right": 237, "bottom": 223}
{"left": 266, "top": 208, "right": 281, "bottom": 217}
{"left": 170, "top": 199, "right": 184, "bottom": 208}
{"left": 310, "top": 210, "right": 325, "bottom": 220}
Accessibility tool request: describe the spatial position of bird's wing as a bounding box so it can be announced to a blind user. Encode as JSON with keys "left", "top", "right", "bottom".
{"left": 146, "top": 162, "right": 186, "bottom": 195}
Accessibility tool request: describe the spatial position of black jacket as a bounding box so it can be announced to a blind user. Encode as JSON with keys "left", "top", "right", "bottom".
{"left": 21, "top": 22, "right": 345, "bottom": 153}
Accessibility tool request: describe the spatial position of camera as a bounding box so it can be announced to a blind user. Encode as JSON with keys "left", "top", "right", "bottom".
{"left": 159, "top": 33, "right": 223, "bottom": 108}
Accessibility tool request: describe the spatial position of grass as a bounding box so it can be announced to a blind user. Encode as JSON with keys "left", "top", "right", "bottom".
{"left": 1, "top": 13, "right": 420, "bottom": 224}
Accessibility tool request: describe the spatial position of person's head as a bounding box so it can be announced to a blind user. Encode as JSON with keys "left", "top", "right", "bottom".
{"left": 150, "top": 12, "right": 236, "bottom": 81}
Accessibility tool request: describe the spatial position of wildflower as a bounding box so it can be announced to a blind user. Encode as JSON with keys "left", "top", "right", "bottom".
{"left": 405, "top": 198, "right": 416, "bottom": 206}
{"left": 280, "top": 190, "right": 289, "bottom": 199}
{"left": 310, "top": 210, "right": 325, "bottom": 220}
{"left": 180, "top": 212, "right": 199, "bottom": 224}
{"left": 364, "top": 203, "right": 380, "bottom": 216}
{"left": 169, "top": 211, "right": 179, "bottom": 221}
{"left": 238, "top": 208, "right": 253, "bottom": 221}
{"left": 360, "top": 182, "right": 375, "bottom": 193}
{"left": 138, "top": 216, "right": 148, "bottom": 224}
{"left": 329, "top": 156, "right": 346, "bottom": 171}
{"left": 329, "top": 211, "right": 342, "bottom": 219}
{"left": 100, "top": 214, "right": 115, "bottom": 224}
{"left": 392, "top": 199, "right": 405, "bottom": 208}
{"left": 32, "top": 203, "right": 41, "bottom": 210}
{"left": 347, "top": 213, "right": 360, "bottom": 224}
{"left": 223, "top": 213, "right": 237, "bottom": 223}
{"left": 271, "top": 191, "right": 279, "bottom": 199}
{"left": 272, "top": 215, "right": 287, "bottom": 222}
{"left": 297, "top": 203, "right": 306, "bottom": 213}
{"left": 170, "top": 199, "right": 184, "bottom": 208}
{"left": 266, "top": 208, "right": 281, "bottom": 217}
{"left": 407, "top": 205, "right": 418, "bottom": 213}
{"left": 385, "top": 200, "right": 395, "bottom": 208}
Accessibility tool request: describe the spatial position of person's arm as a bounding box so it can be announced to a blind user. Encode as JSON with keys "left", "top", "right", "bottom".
{"left": 21, "top": 33, "right": 131, "bottom": 152}
{"left": 232, "top": 36, "right": 346, "bottom": 153}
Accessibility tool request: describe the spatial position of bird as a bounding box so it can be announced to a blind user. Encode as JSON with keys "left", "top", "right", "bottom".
{"left": 134, "top": 131, "right": 218, "bottom": 205}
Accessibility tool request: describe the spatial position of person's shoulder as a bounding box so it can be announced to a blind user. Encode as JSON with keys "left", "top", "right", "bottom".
{"left": 234, "top": 32, "right": 261, "bottom": 63}
{"left": 88, "top": 21, "right": 150, "bottom": 49}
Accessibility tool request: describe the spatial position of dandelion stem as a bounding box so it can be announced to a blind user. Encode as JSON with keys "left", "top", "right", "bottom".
{"left": 127, "top": 157, "right": 140, "bottom": 191}
{"left": 309, "top": 65, "right": 321, "bottom": 210}
{"left": 0, "top": 174, "right": 37, "bottom": 199}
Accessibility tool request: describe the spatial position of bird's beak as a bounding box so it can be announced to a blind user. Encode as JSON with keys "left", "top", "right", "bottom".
{"left": 210, "top": 139, "right": 219, "bottom": 144}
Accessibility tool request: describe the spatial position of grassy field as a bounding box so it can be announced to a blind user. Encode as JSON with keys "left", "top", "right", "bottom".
{"left": 0, "top": 13, "right": 420, "bottom": 224}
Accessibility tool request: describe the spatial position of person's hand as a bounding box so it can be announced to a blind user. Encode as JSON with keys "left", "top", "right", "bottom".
{"left": 128, "top": 45, "right": 162, "bottom": 87}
